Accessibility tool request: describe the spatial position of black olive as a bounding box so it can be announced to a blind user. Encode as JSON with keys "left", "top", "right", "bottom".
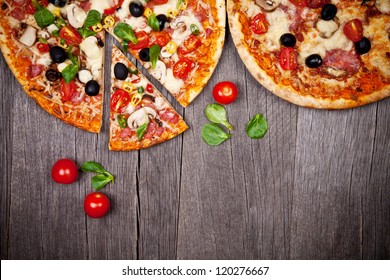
{"left": 50, "top": 46, "right": 67, "bottom": 63}
{"left": 129, "top": 1, "right": 144, "bottom": 17}
{"left": 280, "top": 33, "right": 296, "bottom": 47}
{"left": 21, "top": 22, "right": 27, "bottom": 29}
{"left": 97, "top": 37, "right": 104, "bottom": 47}
{"left": 49, "top": 0, "right": 67, "bottom": 8}
{"left": 321, "top": 4, "right": 337, "bottom": 21}
{"left": 114, "top": 63, "right": 129, "bottom": 80}
{"left": 1, "top": 3, "right": 8, "bottom": 10}
{"left": 142, "top": 94, "right": 156, "bottom": 102}
{"left": 305, "top": 54, "right": 323, "bottom": 68}
{"left": 85, "top": 80, "right": 100, "bottom": 96}
{"left": 139, "top": 48, "right": 150, "bottom": 61}
{"left": 156, "top": 14, "right": 168, "bottom": 31}
{"left": 355, "top": 37, "right": 371, "bottom": 54}
{"left": 45, "top": 69, "right": 61, "bottom": 82}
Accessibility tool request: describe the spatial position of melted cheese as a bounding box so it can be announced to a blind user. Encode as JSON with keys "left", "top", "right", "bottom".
{"left": 263, "top": 8, "right": 292, "bottom": 51}
{"left": 90, "top": 0, "right": 114, "bottom": 14}
{"left": 164, "top": 68, "right": 184, "bottom": 93}
{"left": 171, "top": 12, "right": 204, "bottom": 46}
{"left": 80, "top": 37, "right": 103, "bottom": 79}
{"left": 152, "top": 0, "right": 179, "bottom": 16}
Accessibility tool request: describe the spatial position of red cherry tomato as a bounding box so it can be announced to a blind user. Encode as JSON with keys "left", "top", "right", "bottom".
{"left": 51, "top": 159, "right": 79, "bottom": 184}
{"left": 129, "top": 31, "right": 150, "bottom": 50}
{"left": 343, "top": 19, "right": 363, "bottom": 43}
{"left": 155, "top": 31, "right": 171, "bottom": 47}
{"left": 59, "top": 26, "right": 83, "bottom": 45}
{"left": 37, "top": 42, "right": 50, "bottom": 53}
{"left": 110, "top": 89, "right": 131, "bottom": 112}
{"left": 26, "top": 0, "right": 48, "bottom": 14}
{"left": 151, "top": 0, "right": 168, "bottom": 4}
{"left": 251, "top": 13, "right": 269, "bottom": 35}
{"left": 279, "top": 47, "right": 298, "bottom": 70}
{"left": 212, "top": 81, "right": 238, "bottom": 104}
{"left": 173, "top": 58, "right": 193, "bottom": 80}
{"left": 178, "top": 35, "right": 201, "bottom": 55}
{"left": 289, "top": 0, "right": 309, "bottom": 7}
{"left": 60, "top": 79, "right": 79, "bottom": 102}
{"left": 84, "top": 192, "right": 110, "bottom": 218}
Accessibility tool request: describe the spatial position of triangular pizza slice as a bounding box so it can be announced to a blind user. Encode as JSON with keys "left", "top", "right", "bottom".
{"left": 103, "top": 0, "right": 226, "bottom": 107}
{"left": 109, "top": 45, "right": 188, "bottom": 150}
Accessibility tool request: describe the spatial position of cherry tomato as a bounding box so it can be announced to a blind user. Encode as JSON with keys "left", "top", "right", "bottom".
{"left": 155, "top": 31, "right": 171, "bottom": 47}
{"left": 289, "top": 0, "right": 309, "bottom": 7}
{"left": 212, "top": 81, "right": 238, "bottom": 104}
{"left": 37, "top": 42, "right": 50, "bottom": 53}
{"left": 343, "top": 19, "right": 363, "bottom": 43}
{"left": 129, "top": 31, "right": 150, "bottom": 50}
{"left": 51, "top": 159, "right": 78, "bottom": 184}
{"left": 104, "top": 0, "right": 124, "bottom": 15}
{"left": 26, "top": 0, "right": 48, "bottom": 14}
{"left": 84, "top": 192, "right": 110, "bottom": 218}
{"left": 60, "top": 79, "right": 78, "bottom": 102}
{"left": 173, "top": 58, "right": 193, "bottom": 80}
{"left": 59, "top": 26, "right": 83, "bottom": 45}
{"left": 151, "top": 0, "right": 168, "bottom": 4}
{"left": 146, "top": 83, "right": 153, "bottom": 93}
{"left": 178, "top": 35, "right": 201, "bottom": 55}
{"left": 251, "top": 13, "right": 269, "bottom": 35}
{"left": 279, "top": 47, "right": 298, "bottom": 70}
{"left": 110, "top": 89, "right": 131, "bottom": 112}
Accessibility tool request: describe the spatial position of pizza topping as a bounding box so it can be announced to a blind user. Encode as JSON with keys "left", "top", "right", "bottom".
{"left": 122, "top": 81, "right": 134, "bottom": 92}
{"left": 139, "top": 48, "right": 150, "bottom": 61}
{"left": 11, "top": 7, "right": 26, "bottom": 20}
{"left": 375, "top": 0, "right": 390, "bottom": 14}
{"left": 307, "top": 0, "right": 330, "bottom": 9}
{"left": 77, "top": 69, "right": 93, "bottom": 84}
{"left": 37, "top": 42, "right": 50, "bottom": 52}
{"left": 355, "top": 37, "right": 371, "bottom": 55}
{"left": 280, "top": 33, "right": 296, "bottom": 47}
{"left": 65, "top": 4, "right": 87, "bottom": 29}
{"left": 279, "top": 47, "right": 298, "bottom": 70}
{"left": 48, "top": 0, "right": 66, "bottom": 8}
{"left": 148, "top": 13, "right": 160, "bottom": 31}
{"left": 173, "top": 57, "right": 193, "bottom": 79}
{"left": 79, "top": 36, "right": 103, "bottom": 79}
{"left": 305, "top": 54, "right": 322, "bottom": 68}
{"left": 60, "top": 79, "right": 78, "bottom": 101}
{"left": 131, "top": 92, "right": 142, "bottom": 106}
{"left": 114, "top": 22, "right": 138, "bottom": 44}
{"left": 343, "top": 19, "right": 363, "bottom": 43}
{"left": 320, "top": 49, "right": 362, "bottom": 78}
{"left": 160, "top": 41, "right": 177, "bottom": 57}
{"left": 28, "top": 64, "right": 44, "bottom": 78}
{"left": 85, "top": 80, "right": 100, "bottom": 96}
{"left": 129, "top": 1, "right": 144, "bottom": 17}
{"left": 315, "top": 18, "right": 339, "bottom": 38}
{"left": 57, "top": 59, "right": 72, "bottom": 72}
{"left": 50, "top": 46, "right": 67, "bottom": 63}
{"left": 127, "top": 107, "right": 157, "bottom": 129}
{"left": 288, "top": 0, "right": 308, "bottom": 7}
{"left": 19, "top": 25, "right": 37, "bottom": 47}
{"left": 178, "top": 34, "right": 200, "bottom": 55}
{"left": 114, "top": 62, "right": 129, "bottom": 80}
{"left": 255, "top": 0, "right": 280, "bottom": 12}
{"left": 156, "top": 14, "right": 169, "bottom": 31}
{"left": 149, "top": 44, "right": 161, "bottom": 68}
{"left": 45, "top": 69, "right": 61, "bottom": 82}
{"left": 251, "top": 13, "right": 269, "bottom": 34}
{"left": 190, "top": 24, "right": 200, "bottom": 36}
{"left": 320, "top": 3, "right": 337, "bottom": 21}
{"left": 111, "top": 89, "right": 131, "bottom": 112}
{"left": 32, "top": 0, "right": 55, "bottom": 28}
{"left": 1, "top": 3, "right": 8, "bottom": 10}
{"left": 59, "top": 26, "right": 83, "bottom": 45}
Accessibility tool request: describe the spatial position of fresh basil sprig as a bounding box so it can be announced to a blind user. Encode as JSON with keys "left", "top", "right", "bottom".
{"left": 114, "top": 23, "right": 138, "bottom": 44}
{"left": 149, "top": 44, "right": 161, "bottom": 69}
{"left": 61, "top": 46, "right": 79, "bottom": 83}
{"left": 78, "top": 10, "right": 101, "bottom": 39}
{"left": 205, "top": 104, "right": 234, "bottom": 130}
{"left": 137, "top": 120, "right": 149, "bottom": 141}
{"left": 147, "top": 13, "right": 160, "bottom": 31}
{"left": 246, "top": 114, "right": 268, "bottom": 139}
{"left": 32, "top": 0, "right": 55, "bottom": 28}
{"left": 80, "top": 161, "right": 114, "bottom": 191}
{"left": 201, "top": 123, "right": 231, "bottom": 146}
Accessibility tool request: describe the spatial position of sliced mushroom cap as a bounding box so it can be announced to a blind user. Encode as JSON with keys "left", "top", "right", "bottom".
{"left": 66, "top": 4, "right": 87, "bottom": 29}
{"left": 321, "top": 66, "right": 347, "bottom": 78}
{"left": 149, "top": 61, "right": 167, "bottom": 84}
{"left": 315, "top": 17, "right": 339, "bottom": 38}
{"left": 77, "top": 69, "right": 93, "bottom": 84}
{"left": 19, "top": 25, "right": 37, "bottom": 47}
{"left": 170, "top": 16, "right": 187, "bottom": 30}
{"left": 127, "top": 107, "right": 157, "bottom": 129}
{"left": 255, "top": 0, "right": 280, "bottom": 12}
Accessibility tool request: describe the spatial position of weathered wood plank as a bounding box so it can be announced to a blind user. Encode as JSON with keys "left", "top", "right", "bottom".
{"left": 290, "top": 103, "right": 379, "bottom": 259}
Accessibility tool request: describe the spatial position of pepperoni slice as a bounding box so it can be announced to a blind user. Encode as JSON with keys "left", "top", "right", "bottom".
{"left": 10, "top": 7, "right": 25, "bottom": 20}
{"left": 307, "top": 0, "right": 330, "bottom": 8}
{"left": 12, "top": 0, "right": 27, "bottom": 7}
{"left": 119, "top": 127, "right": 132, "bottom": 139}
{"left": 321, "top": 49, "right": 362, "bottom": 77}
{"left": 28, "top": 64, "right": 44, "bottom": 78}
{"left": 159, "top": 110, "right": 179, "bottom": 124}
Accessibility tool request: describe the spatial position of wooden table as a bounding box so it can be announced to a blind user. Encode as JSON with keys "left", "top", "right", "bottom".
{"left": 1, "top": 30, "right": 389, "bottom": 260}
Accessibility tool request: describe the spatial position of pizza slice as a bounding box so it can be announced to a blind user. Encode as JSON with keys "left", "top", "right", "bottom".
{"left": 102, "top": 0, "right": 226, "bottom": 107}
{"left": 0, "top": 0, "right": 105, "bottom": 132}
{"left": 109, "top": 45, "right": 188, "bottom": 151}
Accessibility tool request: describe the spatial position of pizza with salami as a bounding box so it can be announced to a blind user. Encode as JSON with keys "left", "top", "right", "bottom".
{"left": 228, "top": 0, "right": 390, "bottom": 109}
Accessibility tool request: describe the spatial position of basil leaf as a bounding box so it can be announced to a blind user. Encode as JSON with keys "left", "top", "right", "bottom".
{"left": 91, "top": 174, "right": 114, "bottom": 191}
{"left": 67, "top": 45, "right": 78, "bottom": 65}
{"left": 39, "top": 37, "right": 48, "bottom": 44}
{"left": 246, "top": 114, "right": 268, "bottom": 139}
{"left": 80, "top": 161, "right": 106, "bottom": 173}
{"left": 117, "top": 114, "right": 128, "bottom": 129}
{"left": 149, "top": 44, "right": 161, "bottom": 69}
{"left": 61, "top": 63, "right": 79, "bottom": 83}
{"left": 147, "top": 13, "right": 160, "bottom": 31}
{"left": 137, "top": 120, "right": 149, "bottom": 141}
{"left": 78, "top": 27, "right": 96, "bottom": 39}
{"left": 201, "top": 123, "right": 231, "bottom": 146}
{"left": 122, "top": 40, "right": 129, "bottom": 52}
{"left": 114, "top": 23, "right": 138, "bottom": 44}
{"left": 32, "top": 0, "right": 55, "bottom": 28}
{"left": 83, "top": 10, "right": 101, "bottom": 28}
{"left": 205, "top": 104, "right": 234, "bottom": 130}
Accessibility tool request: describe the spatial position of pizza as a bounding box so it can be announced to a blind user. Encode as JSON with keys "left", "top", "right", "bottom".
{"left": 228, "top": 0, "right": 390, "bottom": 109}
{"left": 109, "top": 45, "right": 188, "bottom": 150}
{"left": 0, "top": 0, "right": 105, "bottom": 132}
{"left": 103, "top": 0, "right": 226, "bottom": 107}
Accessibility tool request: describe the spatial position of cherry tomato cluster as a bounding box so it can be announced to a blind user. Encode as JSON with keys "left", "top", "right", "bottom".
{"left": 51, "top": 159, "right": 110, "bottom": 218}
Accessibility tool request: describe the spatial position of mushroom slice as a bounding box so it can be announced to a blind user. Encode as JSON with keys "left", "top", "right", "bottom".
{"left": 127, "top": 107, "right": 157, "bottom": 129}
{"left": 321, "top": 66, "right": 347, "bottom": 78}
{"left": 315, "top": 17, "right": 339, "bottom": 38}
{"left": 255, "top": 0, "right": 280, "bottom": 12}
{"left": 19, "top": 25, "right": 37, "bottom": 47}
{"left": 66, "top": 4, "right": 87, "bottom": 29}
{"left": 170, "top": 16, "right": 187, "bottom": 30}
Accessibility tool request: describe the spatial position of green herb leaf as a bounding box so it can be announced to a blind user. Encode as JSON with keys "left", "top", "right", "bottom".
{"left": 128, "top": 67, "right": 139, "bottom": 75}
{"left": 114, "top": 23, "right": 138, "bottom": 44}
{"left": 137, "top": 86, "right": 144, "bottom": 93}
{"left": 52, "top": 30, "right": 59, "bottom": 37}
{"left": 149, "top": 44, "right": 161, "bottom": 69}
{"left": 67, "top": 45, "right": 78, "bottom": 65}
{"left": 91, "top": 173, "right": 114, "bottom": 191}
{"left": 117, "top": 114, "right": 128, "bottom": 129}
{"left": 80, "top": 161, "right": 106, "bottom": 173}
{"left": 137, "top": 120, "right": 149, "bottom": 141}
{"left": 83, "top": 10, "right": 101, "bottom": 28}
{"left": 122, "top": 40, "right": 129, "bottom": 52}
{"left": 32, "top": 0, "right": 55, "bottom": 28}
{"left": 61, "top": 63, "right": 79, "bottom": 83}
{"left": 78, "top": 27, "right": 96, "bottom": 39}
{"left": 201, "top": 123, "right": 231, "bottom": 146}
{"left": 147, "top": 13, "right": 160, "bottom": 31}
{"left": 246, "top": 114, "right": 268, "bottom": 139}
{"left": 205, "top": 104, "right": 234, "bottom": 130}
{"left": 190, "top": 24, "right": 200, "bottom": 36}
{"left": 39, "top": 37, "right": 48, "bottom": 44}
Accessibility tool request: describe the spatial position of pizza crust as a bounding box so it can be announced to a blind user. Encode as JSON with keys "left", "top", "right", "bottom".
{"left": 227, "top": 0, "right": 390, "bottom": 109}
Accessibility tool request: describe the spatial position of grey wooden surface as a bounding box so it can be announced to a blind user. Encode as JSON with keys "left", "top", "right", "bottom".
{"left": 1, "top": 25, "right": 389, "bottom": 260}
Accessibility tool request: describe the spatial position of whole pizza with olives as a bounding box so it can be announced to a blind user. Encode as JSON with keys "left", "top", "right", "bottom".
{"left": 228, "top": 0, "right": 390, "bottom": 109}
